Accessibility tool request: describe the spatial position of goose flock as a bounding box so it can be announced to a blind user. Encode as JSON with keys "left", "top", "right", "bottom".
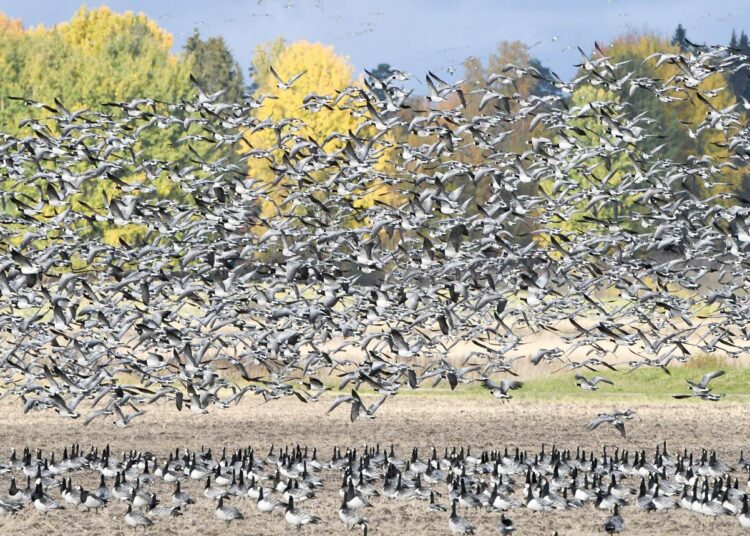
{"left": 0, "top": 441, "right": 749, "bottom": 533}
{"left": 0, "top": 39, "right": 749, "bottom": 428}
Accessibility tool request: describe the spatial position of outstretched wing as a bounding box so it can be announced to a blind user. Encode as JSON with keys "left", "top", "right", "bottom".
{"left": 698, "top": 370, "right": 725, "bottom": 388}
{"left": 269, "top": 65, "right": 284, "bottom": 85}
{"left": 590, "top": 376, "right": 614, "bottom": 386}
{"left": 499, "top": 380, "right": 524, "bottom": 392}
{"left": 287, "top": 69, "right": 307, "bottom": 86}
{"left": 586, "top": 414, "right": 613, "bottom": 431}
{"left": 326, "top": 395, "right": 352, "bottom": 414}
{"left": 368, "top": 394, "right": 388, "bottom": 415}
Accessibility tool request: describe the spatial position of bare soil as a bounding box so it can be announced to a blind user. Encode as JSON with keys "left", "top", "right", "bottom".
{"left": 0, "top": 396, "right": 747, "bottom": 535}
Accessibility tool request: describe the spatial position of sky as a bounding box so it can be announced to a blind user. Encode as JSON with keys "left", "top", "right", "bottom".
{"left": 1, "top": 0, "right": 748, "bottom": 84}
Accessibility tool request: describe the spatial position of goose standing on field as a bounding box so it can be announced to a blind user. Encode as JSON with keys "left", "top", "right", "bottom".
{"left": 204, "top": 477, "right": 229, "bottom": 500}
{"left": 215, "top": 497, "right": 243, "bottom": 526}
{"left": 95, "top": 475, "right": 111, "bottom": 502}
{"left": 31, "top": 483, "right": 64, "bottom": 514}
{"left": 79, "top": 486, "right": 106, "bottom": 512}
{"left": 740, "top": 496, "right": 750, "bottom": 529}
{"left": 339, "top": 495, "right": 368, "bottom": 529}
{"left": 449, "top": 500, "right": 475, "bottom": 535}
{"left": 0, "top": 501, "right": 18, "bottom": 516}
{"left": 257, "top": 487, "right": 285, "bottom": 513}
{"left": 284, "top": 496, "right": 321, "bottom": 529}
{"left": 61, "top": 479, "right": 81, "bottom": 506}
{"left": 171, "top": 481, "right": 194, "bottom": 507}
{"left": 6, "top": 477, "right": 23, "bottom": 505}
{"left": 125, "top": 504, "right": 153, "bottom": 529}
{"left": 604, "top": 504, "right": 625, "bottom": 533}
{"left": 148, "top": 494, "right": 182, "bottom": 517}
{"left": 428, "top": 490, "right": 447, "bottom": 512}
{"left": 497, "top": 513, "right": 514, "bottom": 534}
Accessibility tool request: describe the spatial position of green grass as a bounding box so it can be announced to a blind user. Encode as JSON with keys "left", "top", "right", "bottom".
{"left": 94, "top": 353, "right": 750, "bottom": 406}
{"left": 509, "top": 365, "right": 750, "bottom": 402}
{"left": 328, "top": 355, "right": 750, "bottom": 403}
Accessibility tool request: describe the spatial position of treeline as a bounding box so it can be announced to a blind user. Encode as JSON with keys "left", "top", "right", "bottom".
{"left": 0, "top": 7, "right": 749, "bottom": 241}
{"left": 0, "top": 8, "right": 243, "bottom": 164}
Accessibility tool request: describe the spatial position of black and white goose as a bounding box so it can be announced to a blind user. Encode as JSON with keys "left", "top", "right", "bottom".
{"left": 603, "top": 504, "right": 625, "bottom": 534}
{"left": 125, "top": 504, "right": 153, "bottom": 529}
{"left": 95, "top": 475, "right": 111, "bottom": 502}
{"left": 284, "top": 496, "right": 320, "bottom": 529}
{"left": 5, "top": 477, "right": 24, "bottom": 505}
{"left": 449, "top": 500, "right": 475, "bottom": 535}
{"left": 339, "top": 495, "right": 368, "bottom": 529}
{"left": 740, "top": 496, "right": 750, "bottom": 529}
{"left": 79, "top": 486, "right": 106, "bottom": 512}
{"left": 148, "top": 494, "right": 182, "bottom": 517}
{"left": 171, "top": 481, "right": 195, "bottom": 507}
{"left": 428, "top": 490, "right": 447, "bottom": 512}
{"left": 257, "top": 487, "right": 285, "bottom": 513}
{"left": 31, "top": 483, "right": 64, "bottom": 514}
{"left": 203, "top": 476, "right": 229, "bottom": 500}
{"left": 215, "top": 497, "right": 243, "bottom": 525}
{"left": 497, "top": 513, "right": 515, "bottom": 535}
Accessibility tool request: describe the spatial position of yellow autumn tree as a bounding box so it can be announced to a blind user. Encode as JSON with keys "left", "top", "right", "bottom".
{"left": 245, "top": 39, "right": 399, "bottom": 222}
{"left": 0, "top": 13, "right": 22, "bottom": 35}
{"left": 0, "top": 7, "right": 194, "bottom": 246}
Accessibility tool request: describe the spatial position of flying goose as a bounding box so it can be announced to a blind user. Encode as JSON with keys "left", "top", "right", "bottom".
{"left": 575, "top": 374, "right": 614, "bottom": 391}
{"left": 269, "top": 65, "right": 307, "bottom": 91}
{"left": 587, "top": 410, "right": 635, "bottom": 438}
{"left": 479, "top": 378, "right": 524, "bottom": 400}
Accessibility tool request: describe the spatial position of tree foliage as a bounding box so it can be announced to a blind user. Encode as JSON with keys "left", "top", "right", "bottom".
{"left": 184, "top": 29, "right": 245, "bottom": 104}
{"left": 603, "top": 34, "right": 740, "bottom": 194}
{"left": 246, "top": 40, "right": 366, "bottom": 217}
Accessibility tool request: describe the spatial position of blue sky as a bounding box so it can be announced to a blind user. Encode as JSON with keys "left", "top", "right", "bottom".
{"left": 1, "top": 0, "right": 748, "bottom": 83}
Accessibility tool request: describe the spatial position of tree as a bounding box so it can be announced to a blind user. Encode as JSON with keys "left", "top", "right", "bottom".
{"left": 728, "top": 30, "right": 750, "bottom": 103}
{"left": 544, "top": 85, "right": 636, "bottom": 233}
{"left": 740, "top": 31, "right": 749, "bottom": 52}
{"left": 245, "top": 40, "right": 374, "bottom": 222}
{"left": 606, "top": 34, "right": 736, "bottom": 169}
{"left": 0, "top": 13, "right": 22, "bottom": 35}
{"left": 671, "top": 24, "right": 688, "bottom": 51}
{"left": 248, "top": 37, "right": 286, "bottom": 94}
{"left": 367, "top": 63, "right": 394, "bottom": 100}
{"left": 184, "top": 29, "right": 245, "bottom": 104}
{"left": 0, "top": 7, "right": 197, "bottom": 244}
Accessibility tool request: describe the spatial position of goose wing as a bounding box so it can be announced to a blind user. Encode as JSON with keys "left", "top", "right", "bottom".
{"left": 698, "top": 370, "right": 725, "bottom": 388}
